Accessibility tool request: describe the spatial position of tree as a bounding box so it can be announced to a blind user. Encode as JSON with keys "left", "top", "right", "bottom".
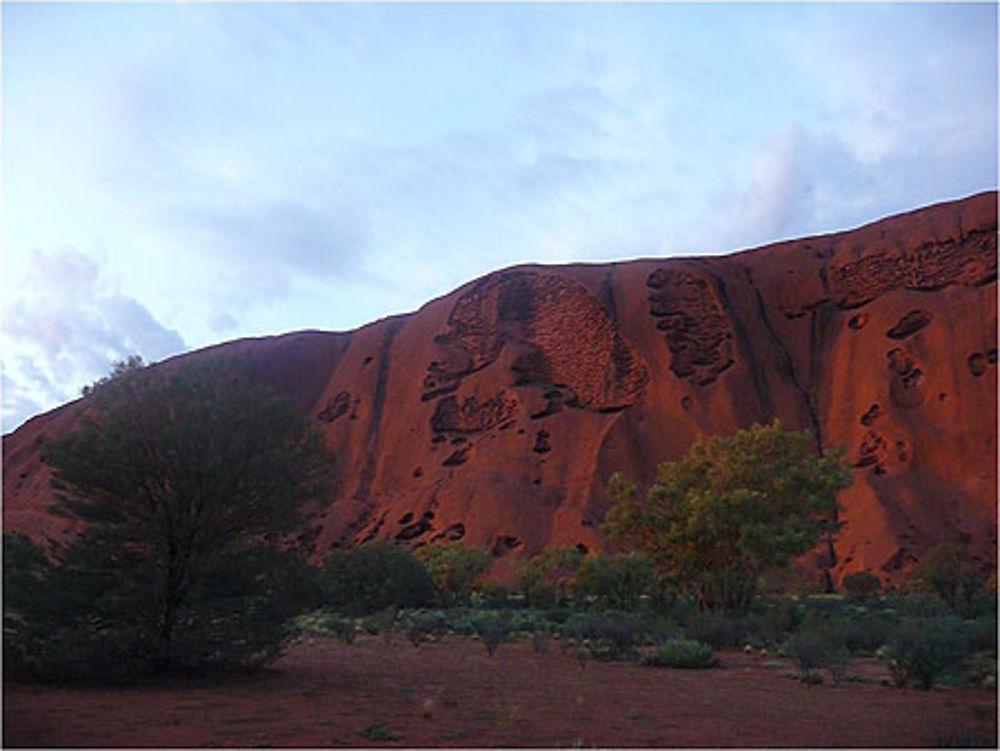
{"left": 516, "top": 546, "right": 584, "bottom": 607}
{"left": 320, "top": 542, "right": 435, "bottom": 616}
{"left": 414, "top": 543, "right": 492, "bottom": 605}
{"left": 911, "top": 543, "right": 987, "bottom": 617}
{"left": 603, "top": 421, "right": 851, "bottom": 611}
{"left": 573, "top": 552, "right": 653, "bottom": 611}
{"left": 16, "top": 356, "right": 332, "bottom": 678}
{"left": 80, "top": 354, "right": 145, "bottom": 397}
{"left": 842, "top": 570, "right": 881, "bottom": 600}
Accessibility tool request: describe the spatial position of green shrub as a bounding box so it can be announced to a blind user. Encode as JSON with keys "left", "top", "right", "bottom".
{"left": 327, "top": 616, "right": 357, "bottom": 644}
{"left": 415, "top": 544, "right": 493, "bottom": 605}
{"left": 543, "top": 607, "right": 573, "bottom": 625}
{"left": 786, "top": 632, "right": 850, "bottom": 685}
{"left": 898, "top": 592, "right": 954, "bottom": 618}
{"left": 746, "top": 598, "right": 806, "bottom": 647}
{"left": 843, "top": 615, "right": 894, "bottom": 654}
{"left": 573, "top": 553, "right": 653, "bottom": 611}
{"left": 531, "top": 629, "right": 550, "bottom": 654}
{"left": 28, "top": 358, "right": 331, "bottom": 681}
{"left": 560, "top": 612, "right": 648, "bottom": 661}
{"left": 405, "top": 610, "right": 449, "bottom": 646}
{"left": 685, "top": 611, "right": 749, "bottom": 649}
{"left": 4, "top": 537, "right": 315, "bottom": 682}
{"left": 477, "top": 583, "right": 512, "bottom": 609}
{"left": 473, "top": 613, "right": 510, "bottom": 657}
{"left": 601, "top": 423, "right": 851, "bottom": 611}
{"left": 360, "top": 605, "right": 399, "bottom": 636}
{"left": 321, "top": 542, "right": 434, "bottom": 616}
{"left": 646, "top": 572, "right": 681, "bottom": 614}
{"left": 886, "top": 616, "right": 969, "bottom": 690}
{"left": 964, "top": 613, "right": 998, "bottom": 654}
{"left": 517, "top": 547, "right": 584, "bottom": 608}
{"left": 912, "top": 544, "right": 987, "bottom": 616}
{"left": 643, "top": 639, "right": 716, "bottom": 669}
{"left": 842, "top": 571, "right": 881, "bottom": 599}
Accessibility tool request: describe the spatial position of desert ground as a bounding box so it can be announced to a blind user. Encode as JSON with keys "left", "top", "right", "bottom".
{"left": 4, "top": 634, "right": 996, "bottom": 748}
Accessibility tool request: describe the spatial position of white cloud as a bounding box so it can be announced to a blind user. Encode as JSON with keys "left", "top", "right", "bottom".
{"left": 2, "top": 2, "right": 995, "bottom": 430}
{"left": 1, "top": 248, "right": 186, "bottom": 431}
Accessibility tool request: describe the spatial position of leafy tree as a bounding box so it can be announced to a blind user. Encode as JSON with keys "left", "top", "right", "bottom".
{"left": 10, "top": 356, "right": 332, "bottom": 679}
{"left": 842, "top": 570, "right": 881, "bottom": 600}
{"left": 886, "top": 616, "right": 969, "bottom": 690}
{"left": 320, "top": 542, "right": 434, "bottom": 616}
{"left": 573, "top": 552, "right": 653, "bottom": 611}
{"left": 911, "top": 543, "right": 986, "bottom": 616}
{"left": 603, "top": 421, "right": 851, "bottom": 611}
{"left": 516, "top": 546, "right": 584, "bottom": 608}
{"left": 80, "top": 354, "right": 145, "bottom": 397}
{"left": 414, "top": 543, "right": 492, "bottom": 605}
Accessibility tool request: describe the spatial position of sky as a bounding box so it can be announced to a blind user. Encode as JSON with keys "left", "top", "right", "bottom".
{"left": 2, "top": 1, "right": 997, "bottom": 432}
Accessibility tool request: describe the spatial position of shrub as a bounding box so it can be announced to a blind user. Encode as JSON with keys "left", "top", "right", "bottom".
{"left": 746, "top": 597, "right": 806, "bottom": 648}
{"left": 643, "top": 639, "right": 716, "bottom": 669}
{"left": 517, "top": 547, "right": 584, "bottom": 608}
{"left": 327, "top": 616, "right": 357, "bottom": 644}
{"left": 4, "top": 537, "right": 316, "bottom": 682}
{"left": 786, "top": 632, "right": 850, "bottom": 685}
{"left": 886, "top": 616, "right": 969, "bottom": 690}
{"left": 561, "top": 612, "right": 648, "bottom": 661}
{"left": 898, "top": 592, "right": 955, "bottom": 618}
{"left": 361, "top": 605, "right": 399, "bottom": 637}
{"left": 16, "top": 358, "right": 331, "bottom": 681}
{"left": 843, "top": 615, "right": 894, "bottom": 655}
{"left": 531, "top": 629, "right": 550, "bottom": 654}
{"left": 405, "top": 611, "right": 448, "bottom": 647}
{"left": 646, "top": 572, "right": 681, "bottom": 614}
{"left": 543, "top": 607, "right": 573, "bottom": 625}
{"left": 321, "top": 542, "right": 434, "bottom": 616}
{"left": 573, "top": 553, "right": 653, "bottom": 611}
{"left": 415, "top": 544, "right": 493, "bottom": 605}
{"left": 964, "top": 613, "right": 998, "bottom": 654}
{"left": 685, "top": 611, "right": 749, "bottom": 649}
{"left": 473, "top": 613, "right": 510, "bottom": 657}
{"left": 602, "top": 422, "right": 851, "bottom": 611}
{"left": 842, "top": 571, "right": 881, "bottom": 599}
{"left": 912, "top": 544, "right": 987, "bottom": 616}
{"left": 477, "top": 583, "right": 512, "bottom": 609}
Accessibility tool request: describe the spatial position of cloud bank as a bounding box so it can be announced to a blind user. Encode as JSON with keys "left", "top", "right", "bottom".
{"left": 2, "top": 2, "right": 995, "bottom": 431}
{"left": 2, "top": 249, "right": 186, "bottom": 431}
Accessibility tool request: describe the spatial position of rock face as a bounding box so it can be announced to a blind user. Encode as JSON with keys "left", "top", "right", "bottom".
{"left": 4, "top": 192, "right": 997, "bottom": 584}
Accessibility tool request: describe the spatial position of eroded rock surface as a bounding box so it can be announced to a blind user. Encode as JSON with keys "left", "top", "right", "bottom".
{"left": 4, "top": 192, "right": 997, "bottom": 585}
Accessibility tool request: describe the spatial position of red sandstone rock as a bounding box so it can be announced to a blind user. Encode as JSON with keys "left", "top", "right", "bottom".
{"left": 4, "top": 192, "right": 997, "bottom": 585}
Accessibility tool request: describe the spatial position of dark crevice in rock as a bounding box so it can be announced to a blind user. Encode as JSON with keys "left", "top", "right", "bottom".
{"left": 887, "top": 310, "right": 933, "bottom": 340}
{"left": 354, "top": 318, "right": 403, "bottom": 501}
{"left": 742, "top": 266, "right": 824, "bottom": 455}
{"left": 710, "top": 272, "right": 773, "bottom": 423}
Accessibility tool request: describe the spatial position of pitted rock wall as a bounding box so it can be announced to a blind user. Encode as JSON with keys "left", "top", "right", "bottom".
{"left": 4, "top": 192, "right": 996, "bottom": 585}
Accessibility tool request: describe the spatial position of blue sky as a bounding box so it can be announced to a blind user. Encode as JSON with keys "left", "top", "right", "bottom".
{"left": 2, "top": 2, "right": 997, "bottom": 431}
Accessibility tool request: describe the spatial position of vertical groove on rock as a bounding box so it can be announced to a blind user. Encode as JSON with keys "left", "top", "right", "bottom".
{"left": 709, "top": 272, "right": 773, "bottom": 421}
{"left": 353, "top": 317, "right": 403, "bottom": 501}
{"left": 600, "top": 269, "right": 619, "bottom": 323}
{"left": 742, "top": 266, "right": 824, "bottom": 455}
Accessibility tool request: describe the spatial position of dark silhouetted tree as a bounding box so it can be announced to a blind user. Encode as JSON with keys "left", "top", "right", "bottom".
{"left": 6, "top": 356, "right": 332, "bottom": 680}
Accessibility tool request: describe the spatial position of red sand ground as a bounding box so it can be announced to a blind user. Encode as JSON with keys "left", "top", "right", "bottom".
{"left": 4, "top": 635, "right": 996, "bottom": 748}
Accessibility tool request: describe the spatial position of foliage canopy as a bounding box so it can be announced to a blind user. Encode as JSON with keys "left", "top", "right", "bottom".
{"left": 603, "top": 421, "right": 851, "bottom": 611}
{"left": 320, "top": 542, "right": 434, "bottom": 615}
{"left": 414, "top": 543, "right": 492, "bottom": 605}
{"left": 7, "top": 356, "right": 332, "bottom": 679}
{"left": 516, "top": 546, "right": 584, "bottom": 607}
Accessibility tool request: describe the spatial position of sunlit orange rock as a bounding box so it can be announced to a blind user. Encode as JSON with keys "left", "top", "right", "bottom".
{"left": 4, "top": 192, "right": 996, "bottom": 585}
